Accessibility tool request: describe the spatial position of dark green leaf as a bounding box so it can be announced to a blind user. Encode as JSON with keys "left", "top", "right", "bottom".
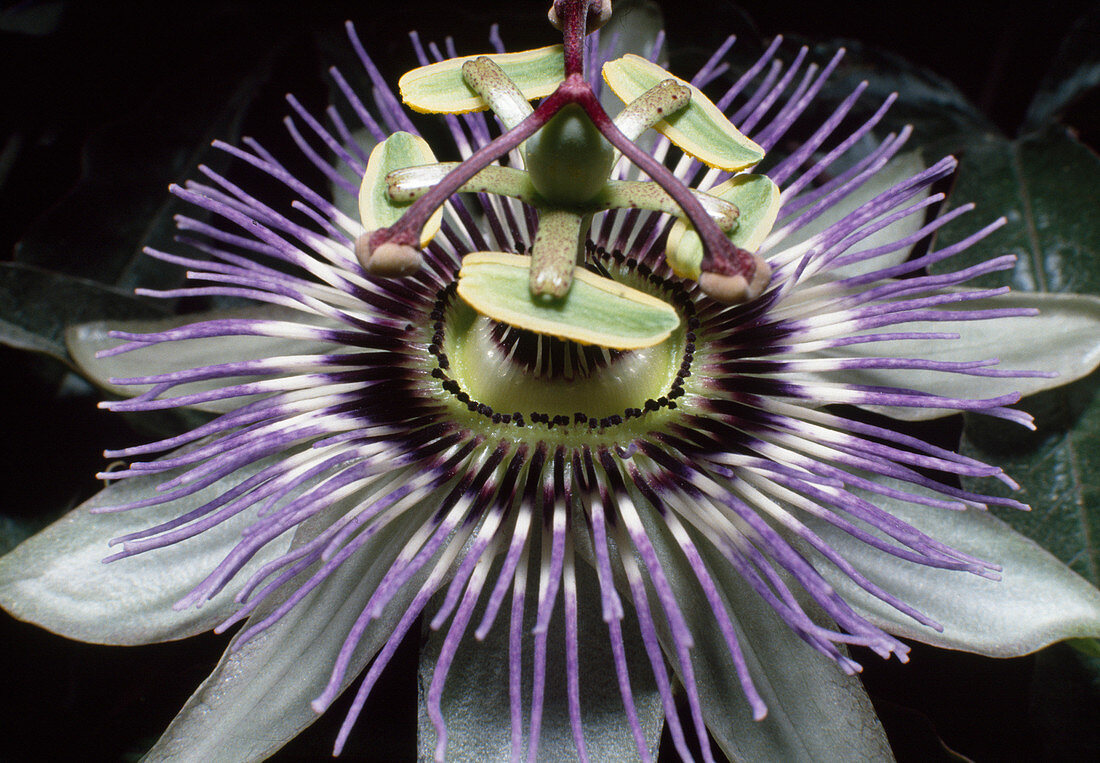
{"left": 0, "top": 515, "right": 38, "bottom": 556}
{"left": 931, "top": 125, "right": 1100, "bottom": 294}
{"left": 0, "top": 262, "right": 163, "bottom": 366}
{"left": 1024, "top": 9, "right": 1100, "bottom": 135}
{"left": 12, "top": 27, "right": 273, "bottom": 293}
{"left": 959, "top": 374, "right": 1100, "bottom": 586}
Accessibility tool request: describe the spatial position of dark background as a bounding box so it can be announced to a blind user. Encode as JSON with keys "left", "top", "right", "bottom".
{"left": 2, "top": 0, "right": 1098, "bottom": 760}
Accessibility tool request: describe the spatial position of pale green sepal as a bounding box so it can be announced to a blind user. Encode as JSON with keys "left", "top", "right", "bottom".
{"left": 633, "top": 498, "right": 894, "bottom": 762}
{"left": 456, "top": 252, "right": 680, "bottom": 350}
{"left": 810, "top": 291, "right": 1100, "bottom": 421}
{"left": 771, "top": 151, "right": 927, "bottom": 279}
{"left": 399, "top": 45, "right": 565, "bottom": 115}
{"left": 417, "top": 560, "right": 663, "bottom": 762}
{"left": 145, "top": 493, "right": 437, "bottom": 762}
{"left": 0, "top": 445, "right": 293, "bottom": 645}
{"left": 665, "top": 174, "right": 780, "bottom": 279}
{"left": 806, "top": 476, "right": 1100, "bottom": 656}
{"left": 602, "top": 54, "right": 765, "bottom": 171}
{"left": 359, "top": 131, "right": 442, "bottom": 246}
{"left": 66, "top": 307, "right": 347, "bottom": 414}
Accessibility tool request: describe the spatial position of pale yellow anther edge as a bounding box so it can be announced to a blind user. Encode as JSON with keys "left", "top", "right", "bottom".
{"left": 400, "top": 46, "right": 565, "bottom": 115}
{"left": 456, "top": 252, "right": 680, "bottom": 350}
{"left": 602, "top": 54, "right": 765, "bottom": 171}
{"left": 358, "top": 132, "right": 443, "bottom": 248}
{"left": 666, "top": 174, "right": 780, "bottom": 280}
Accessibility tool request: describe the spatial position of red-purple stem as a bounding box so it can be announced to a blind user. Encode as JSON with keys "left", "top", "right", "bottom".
{"left": 368, "top": 95, "right": 560, "bottom": 252}
{"left": 372, "top": 0, "right": 756, "bottom": 284}
{"left": 571, "top": 84, "right": 757, "bottom": 279}
{"left": 560, "top": 0, "right": 588, "bottom": 77}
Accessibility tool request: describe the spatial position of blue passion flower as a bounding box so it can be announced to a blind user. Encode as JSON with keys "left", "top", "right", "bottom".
{"left": 4, "top": 1, "right": 1100, "bottom": 760}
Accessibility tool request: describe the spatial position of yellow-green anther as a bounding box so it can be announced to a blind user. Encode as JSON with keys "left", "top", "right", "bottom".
{"left": 358, "top": 132, "right": 443, "bottom": 249}
{"left": 461, "top": 56, "right": 535, "bottom": 132}
{"left": 387, "top": 163, "right": 540, "bottom": 206}
{"left": 530, "top": 209, "right": 587, "bottom": 299}
{"left": 611, "top": 78, "right": 691, "bottom": 144}
{"left": 665, "top": 173, "right": 780, "bottom": 279}
{"left": 399, "top": 45, "right": 565, "bottom": 115}
{"left": 457, "top": 251, "right": 680, "bottom": 350}
{"left": 602, "top": 54, "right": 765, "bottom": 171}
{"left": 592, "top": 181, "right": 739, "bottom": 232}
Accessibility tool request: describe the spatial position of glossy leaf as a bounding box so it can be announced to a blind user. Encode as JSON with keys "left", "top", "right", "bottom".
{"left": 665, "top": 174, "right": 780, "bottom": 279}
{"left": 930, "top": 125, "right": 1100, "bottom": 295}
{"left": 928, "top": 124, "right": 1100, "bottom": 590}
{"left": 0, "top": 262, "right": 163, "bottom": 366}
{"left": 456, "top": 252, "right": 680, "bottom": 349}
{"left": 602, "top": 54, "right": 765, "bottom": 171}
{"left": 399, "top": 45, "right": 565, "bottom": 115}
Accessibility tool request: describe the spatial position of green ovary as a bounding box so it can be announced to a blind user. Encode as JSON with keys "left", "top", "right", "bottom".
{"left": 444, "top": 300, "right": 684, "bottom": 422}
{"left": 524, "top": 103, "right": 615, "bottom": 205}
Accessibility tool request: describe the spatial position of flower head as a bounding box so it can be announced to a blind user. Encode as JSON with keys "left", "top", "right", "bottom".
{"left": 4, "top": 1, "right": 1100, "bottom": 761}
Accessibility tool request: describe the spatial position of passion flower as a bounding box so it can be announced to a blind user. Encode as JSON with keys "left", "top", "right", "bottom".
{"left": 3, "top": 1, "right": 1100, "bottom": 761}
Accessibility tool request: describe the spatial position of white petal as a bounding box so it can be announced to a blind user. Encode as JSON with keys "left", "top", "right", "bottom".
{"left": 145, "top": 499, "right": 435, "bottom": 762}
{"left": 66, "top": 306, "right": 345, "bottom": 413}
{"left": 0, "top": 447, "right": 291, "bottom": 645}
{"left": 806, "top": 476, "right": 1100, "bottom": 656}
{"left": 417, "top": 560, "right": 663, "bottom": 761}
{"left": 815, "top": 291, "right": 1100, "bottom": 420}
{"left": 640, "top": 501, "right": 894, "bottom": 762}
{"left": 771, "top": 150, "right": 928, "bottom": 278}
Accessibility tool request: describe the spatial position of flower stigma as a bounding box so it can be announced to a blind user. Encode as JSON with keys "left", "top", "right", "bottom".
{"left": 364, "top": 0, "right": 771, "bottom": 316}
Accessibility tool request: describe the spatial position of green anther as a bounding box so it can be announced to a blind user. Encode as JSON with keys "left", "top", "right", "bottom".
{"left": 592, "top": 181, "right": 739, "bottom": 232}
{"left": 665, "top": 173, "right": 780, "bottom": 279}
{"left": 399, "top": 45, "right": 565, "bottom": 115}
{"left": 457, "top": 251, "right": 680, "bottom": 350}
{"left": 525, "top": 103, "right": 615, "bottom": 205}
{"left": 603, "top": 54, "right": 765, "bottom": 171}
